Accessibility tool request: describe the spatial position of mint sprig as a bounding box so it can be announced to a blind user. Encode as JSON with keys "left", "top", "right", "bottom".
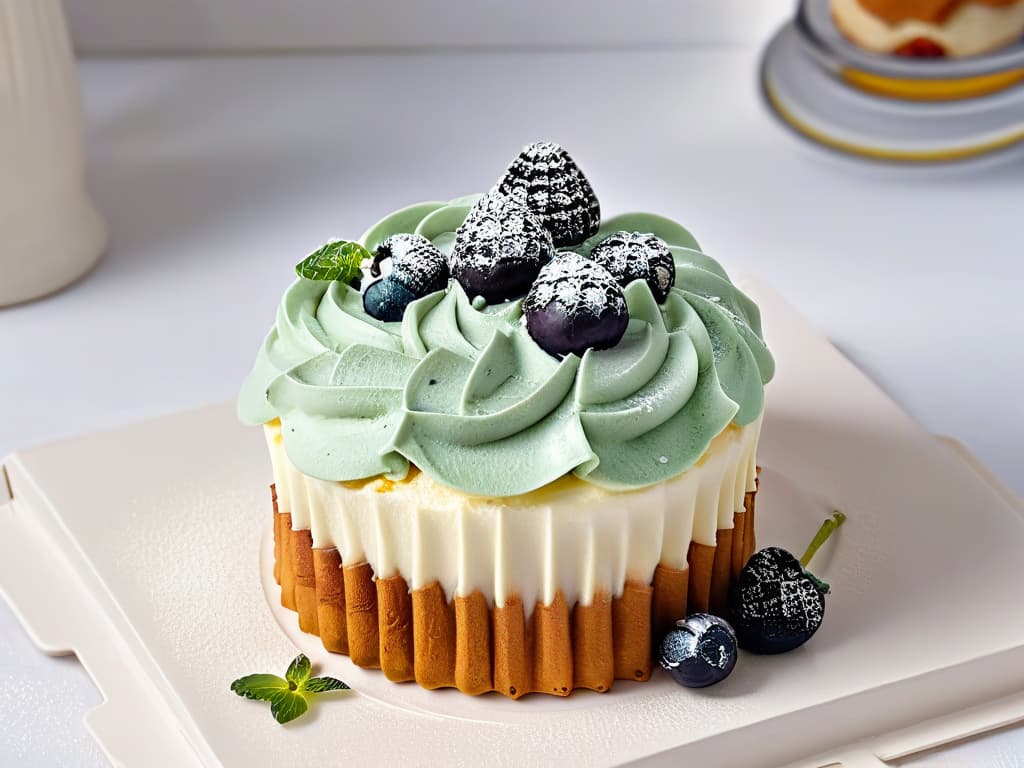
{"left": 231, "top": 653, "right": 350, "bottom": 724}
{"left": 295, "top": 240, "right": 370, "bottom": 283}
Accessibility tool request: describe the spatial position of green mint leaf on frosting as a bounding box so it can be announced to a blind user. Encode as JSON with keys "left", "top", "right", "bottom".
{"left": 295, "top": 240, "right": 370, "bottom": 283}
{"left": 231, "top": 654, "right": 350, "bottom": 725}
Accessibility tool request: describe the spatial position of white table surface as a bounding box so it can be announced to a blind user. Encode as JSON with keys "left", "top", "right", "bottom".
{"left": 2, "top": 42, "right": 1023, "bottom": 766}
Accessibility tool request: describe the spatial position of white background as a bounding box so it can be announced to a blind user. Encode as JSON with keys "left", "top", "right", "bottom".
{"left": 2, "top": 0, "right": 1024, "bottom": 765}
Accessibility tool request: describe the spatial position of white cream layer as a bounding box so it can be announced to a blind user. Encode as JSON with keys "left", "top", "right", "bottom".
{"left": 266, "top": 417, "right": 761, "bottom": 612}
{"left": 833, "top": 0, "right": 1024, "bottom": 56}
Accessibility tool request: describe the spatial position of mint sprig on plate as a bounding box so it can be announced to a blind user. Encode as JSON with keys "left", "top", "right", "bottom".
{"left": 295, "top": 240, "right": 370, "bottom": 283}
{"left": 231, "top": 654, "right": 349, "bottom": 724}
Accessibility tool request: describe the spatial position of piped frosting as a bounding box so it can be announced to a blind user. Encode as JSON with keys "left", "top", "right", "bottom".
{"left": 238, "top": 199, "right": 773, "bottom": 497}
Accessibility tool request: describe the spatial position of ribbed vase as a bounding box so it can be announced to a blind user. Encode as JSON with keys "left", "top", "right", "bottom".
{"left": 0, "top": 0, "right": 107, "bottom": 306}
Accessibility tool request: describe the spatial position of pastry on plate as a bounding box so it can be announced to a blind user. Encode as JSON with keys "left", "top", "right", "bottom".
{"left": 238, "top": 142, "right": 774, "bottom": 698}
{"left": 832, "top": 0, "right": 1024, "bottom": 56}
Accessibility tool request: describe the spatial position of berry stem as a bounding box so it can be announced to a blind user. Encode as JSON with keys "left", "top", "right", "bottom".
{"left": 799, "top": 511, "right": 847, "bottom": 568}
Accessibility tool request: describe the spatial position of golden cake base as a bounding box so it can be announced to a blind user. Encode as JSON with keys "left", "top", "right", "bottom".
{"left": 271, "top": 480, "right": 758, "bottom": 699}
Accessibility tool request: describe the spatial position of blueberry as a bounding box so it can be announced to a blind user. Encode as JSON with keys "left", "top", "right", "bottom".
{"left": 449, "top": 191, "right": 554, "bottom": 303}
{"left": 371, "top": 233, "right": 449, "bottom": 295}
{"left": 496, "top": 141, "right": 600, "bottom": 248}
{"left": 362, "top": 276, "right": 419, "bottom": 322}
{"left": 728, "top": 547, "right": 826, "bottom": 655}
{"left": 659, "top": 614, "right": 738, "bottom": 688}
{"left": 362, "top": 234, "right": 447, "bottom": 322}
{"left": 589, "top": 231, "right": 675, "bottom": 303}
{"left": 523, "top": 251, "right": 628, "bottom": 357}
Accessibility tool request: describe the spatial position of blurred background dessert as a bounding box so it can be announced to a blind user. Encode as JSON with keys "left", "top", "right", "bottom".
{"left": 832, "top": 0, "right": 1024, "bottom": 57}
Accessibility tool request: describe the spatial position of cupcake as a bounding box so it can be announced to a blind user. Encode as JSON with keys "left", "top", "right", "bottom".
{"left": 238, "top": 143, "right": 774, "bottom": 698}
{"left": 832, "top": 0, "right": 1024, "bottom": 57}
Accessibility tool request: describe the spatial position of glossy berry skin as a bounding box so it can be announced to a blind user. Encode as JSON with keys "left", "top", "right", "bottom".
{"left": 523, "top": 251, "right": 628, "bottom": 358}
{"left": 496, "top": 141, "right": 601, "bottom": 248}
{"left": 450, "top": 192, "right": 555, "bottom": 303}
{"left": 362, "top": 277, "right": 419, "bottom": 323}
{"left": 728, "top": 547, "right": 827, "bottom": 654}
{"left": 659, "top": 613, "right": 738, "bottom": 688}
{"left": 589, "top": 231, "right": 676, "bottom": 303}
{"left": 363, "top": 234, "right": 448, "bottom": 322}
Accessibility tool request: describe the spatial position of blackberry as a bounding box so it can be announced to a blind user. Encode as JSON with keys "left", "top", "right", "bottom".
{"left": 496, "top": 142, "right": 600, "bottom": 248}
{"left": 589, "top": 231, "right": 675, "bottom": 303}
{"left": 449, "top": 191, "right": 554, "bottom": 303}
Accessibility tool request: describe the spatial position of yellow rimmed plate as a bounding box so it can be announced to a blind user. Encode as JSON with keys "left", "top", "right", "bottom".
{"left": 762, "top": 23, "right": 1024, "bottom": 164}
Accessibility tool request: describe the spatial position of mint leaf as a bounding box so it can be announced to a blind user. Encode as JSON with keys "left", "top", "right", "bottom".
{"left": 230, "top": 674, "right": 288, "bottom": 702}
{"left": 232, "top": 654, "right": 349, "bottom": 725}
{"left": 295, "top": 240, "right": 369, "bottom": 283}
{"left": 286, "top": 653, "right": 312, "bottom": 687}
{"left": 268, "top": 690, "right": 309, "bottom": 725}
{"left": 304, "top": 677, "right": 350, "bottom": 694}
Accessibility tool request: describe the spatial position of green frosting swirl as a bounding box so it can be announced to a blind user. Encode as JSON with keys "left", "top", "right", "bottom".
{"left": 238, "top": 197, "right": 774, "bottom": 496}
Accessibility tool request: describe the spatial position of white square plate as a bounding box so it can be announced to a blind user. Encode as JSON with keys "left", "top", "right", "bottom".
{"left": 2, "top": 280, "right": 1023, "bottom": 767}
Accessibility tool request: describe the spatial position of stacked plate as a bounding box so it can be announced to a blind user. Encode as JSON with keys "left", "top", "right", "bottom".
{"left": 761, "top": 0, "right": 1024, "bottom": 163}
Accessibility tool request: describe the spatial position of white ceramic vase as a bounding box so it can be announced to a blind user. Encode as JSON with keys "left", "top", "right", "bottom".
{"left": 0, "top": 0, "right": 107, "bottom": 306}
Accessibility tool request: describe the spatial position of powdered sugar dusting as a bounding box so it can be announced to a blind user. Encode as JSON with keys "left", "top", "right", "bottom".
{"left": 374, "top": 233, "right": 448, "bottom": 295}
{"left": 589, "top": 231, "right": 676, "bottom": 303}
{"left": 496, "top": 142, "right": 600, "bottom": 248}
{"left": 452, "top": 192, "right": 557, "bottom": 280}
{"left": 524, "top": 252, "right": 625, "bottom": 319}
{"left": 735, "top": 548, "right": 825, "bottom": 640}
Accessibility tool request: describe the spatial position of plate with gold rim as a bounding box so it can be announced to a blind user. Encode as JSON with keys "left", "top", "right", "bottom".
{"left": 763, "top": 23, "right": 1024, "bottom": 164}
